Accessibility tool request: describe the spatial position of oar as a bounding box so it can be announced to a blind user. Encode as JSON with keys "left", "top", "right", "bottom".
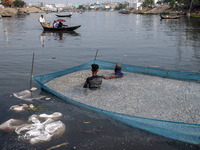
{"left": 94, "top": 49, "right": 98, "bottom": 64}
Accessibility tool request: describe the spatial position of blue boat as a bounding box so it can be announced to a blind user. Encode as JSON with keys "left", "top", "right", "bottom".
{"left": 34, "top": 60, "right": 200, "bottom": 145}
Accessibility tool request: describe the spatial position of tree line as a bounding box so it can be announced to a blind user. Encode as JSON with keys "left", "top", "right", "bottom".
{"left": 2, "top": 0, "right": 25, "bottom": 7}
{"left": 142, "top": 0, "right": 200, "bottom": 8}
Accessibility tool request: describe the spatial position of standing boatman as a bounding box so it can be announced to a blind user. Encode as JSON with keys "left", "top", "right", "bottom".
{"left": 39, "top": 15, "right": 45, "bottom": 23}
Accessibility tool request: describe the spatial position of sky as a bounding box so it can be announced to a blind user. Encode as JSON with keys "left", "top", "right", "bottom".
{"left": 24, "top": 0, "right": 123, "bottom": 5}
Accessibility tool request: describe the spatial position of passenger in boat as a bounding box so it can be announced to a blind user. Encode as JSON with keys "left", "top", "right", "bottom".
{"left": 58, "top": 22, "right": 63, "bottom": 27}
{"left": 83, "top": 64, "right": 102, "bottom": 89}
{"left": 39, "top": 15, "right": 45, "bottom": 23}
{"left": 102, "top": 64, "right": 123, "bottom": 79}
{"left": 53, "top": 20, "right": 58, "bottom": 28}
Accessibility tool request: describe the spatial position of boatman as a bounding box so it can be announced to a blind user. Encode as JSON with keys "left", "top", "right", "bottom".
{"left": 84, "top": 64, "right": 102, "bottom": 89}
{"left": 102, "top": 63, "right": 123, "bottom": 79}
{"left": 39, "top": 15, "right": 45, "bottom": 23}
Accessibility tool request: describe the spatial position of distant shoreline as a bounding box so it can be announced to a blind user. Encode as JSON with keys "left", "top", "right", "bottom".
{"left": 0, "top": 7, "right": 45, "bottom": 14}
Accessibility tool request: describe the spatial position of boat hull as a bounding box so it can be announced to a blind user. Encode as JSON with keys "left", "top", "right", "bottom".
{"left": 17, "top": 12, "right": 30, "bottom": 15}
{"left": 160, "top": 15, "right": 181, "bottom": 19}
{"left": 56, "top": 14, "right": 72, "bottom": 17}
{"left": 40, "top": 22, "right": 81, "bottom": 31}
{"left": 34, "top": 60, "right": 200, "bottom": 145}
{"left": 1, "top": 14, "right": 12, "bottom": 17}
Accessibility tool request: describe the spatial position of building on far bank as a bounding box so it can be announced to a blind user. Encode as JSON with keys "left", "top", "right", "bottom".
{"left": 37, "top": 2, "right": 45, "bottom": 7}
{"left": 130, "top": 0, "right": 142, "bottom": 10}
{"left": 56, "top": 3, "right": 66, "bottom": 8}
{"left": 0, "top": 4, "right": 4, "bottom": 8}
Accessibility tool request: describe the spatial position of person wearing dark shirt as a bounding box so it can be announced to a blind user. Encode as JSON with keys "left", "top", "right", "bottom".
{"left": 58, "top": 22, "right": 63, "bottom": 27}
{"left": 84, "top": 64, "right": 102, "bottom": 89}
{"left": 102, "top": 63, "right": 123, "bottom": 79}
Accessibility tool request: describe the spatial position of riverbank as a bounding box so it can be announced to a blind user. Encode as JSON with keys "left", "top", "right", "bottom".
{"left": 0, "top": 7, "right": 44, "bottom": 14}
{"left": 133, "top": 5, "right": 200, "bottom": 15}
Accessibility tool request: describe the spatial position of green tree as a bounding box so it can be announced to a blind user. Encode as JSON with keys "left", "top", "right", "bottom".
{"left": 13, "top": 0, "right": 25, "bottom": 7}
{"left": 78, "top": 5, "right": 86, "bottom": 10}
{"left": 115, "top": 3, "right": 128, "bottom": 10}
{"left": 142, "top": 0, "right": 154, "bottom": 7}
{"left": 157, "top": 1, "right": 162, "bottom": 4}
{"left": 169, "top": 0, "right": 175, "bottom": 7}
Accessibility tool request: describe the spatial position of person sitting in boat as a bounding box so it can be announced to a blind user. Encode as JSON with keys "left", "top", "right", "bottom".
{"left": 58, "top": 22, "right": 63, "bottom": 27}
{"left": 53, "top": 20, "right": 58, "bottom": 28}
{"left": 102, "top": 64, "right": 123, "bottom": 79}
{"left": 39, "top": 15, "right": 45, "bottom": 23}
{"left": 84, "top": 64, "right": 102, "bottom": 89}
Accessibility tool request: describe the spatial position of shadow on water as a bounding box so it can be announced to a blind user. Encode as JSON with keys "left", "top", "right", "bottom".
{"left": 40, "top": 30, "right": 81, "bottom": 46}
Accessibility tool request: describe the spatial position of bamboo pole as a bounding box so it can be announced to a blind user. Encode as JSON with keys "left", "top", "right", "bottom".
{"left": 30, "top": 53, "right": 35, "bottom": 90}
{"left": 94, "top": 49, "right": 98, "bottom": 64}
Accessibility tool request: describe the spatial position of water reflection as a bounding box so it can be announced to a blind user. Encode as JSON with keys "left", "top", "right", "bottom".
{"left": 39, "top": 30, "right": 81, "bottom": 46}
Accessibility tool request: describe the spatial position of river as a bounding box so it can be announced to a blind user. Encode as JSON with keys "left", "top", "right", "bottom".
{"left": 0, "top": 12, "right": 200, "bottom": 149}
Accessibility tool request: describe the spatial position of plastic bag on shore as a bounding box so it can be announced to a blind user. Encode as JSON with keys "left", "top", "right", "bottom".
{"left": 13, "top": 90, "right": 46, "bottom": 101}
{"left": 15, "top": 112, "right": 65, "bottom": 145}
{"left": 0, "top": 119, "right": 25, "bottom": 132}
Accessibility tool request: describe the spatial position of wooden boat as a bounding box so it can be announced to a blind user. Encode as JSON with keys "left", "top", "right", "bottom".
{"left": 17, "top": 12, "right": 30, "bottom": 15}
{"left": 40, "top": 22, "right": 81, "bottom": 31}
{"left": 121, "top": 10, "right": 130, "bottom": 14}
{"left": 1, "top": 13, "right": 12, "bottom": 17}
{"left": 34, "top": 59, "right": 200, "bottom": 145}
{"left": 56, "top": 14, "right": 72, "bottom": 17}
{"left": 160, "top": 13, "right": 181, "bottom": 19}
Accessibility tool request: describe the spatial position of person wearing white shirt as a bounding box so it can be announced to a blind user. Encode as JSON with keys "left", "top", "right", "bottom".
{"left": 39, "top": 15, "right": 45, "bottom": 23}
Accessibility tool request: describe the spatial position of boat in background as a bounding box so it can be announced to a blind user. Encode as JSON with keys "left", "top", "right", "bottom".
{"left": 160, "top": 13, "right": 181, "bottom": 19}
{"left": 17, "top": 12, "right": 30, "bottom": 15}
{"left": 56, "top": 13, "right": 72, "bottom": 17}
{"left": 39, "top": 22, "right": 81, "bottom": 31}
{"left": 121, "top": 10, "right": 130, "bottom": 14}
{"left": 1, "top": 13, "right": 13, "bottom": 17}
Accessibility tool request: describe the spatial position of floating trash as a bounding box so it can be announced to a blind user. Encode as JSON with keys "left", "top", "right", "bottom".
{"left": 15, "top": 112, "right": 65, "bottom": 145}
{"left": 30, "top": 87, "right": 37, "bottom": 91}
{"left": 0, "top": 119, "right": 25, "bottom": 132}
{"left": 45, "top": 97, "right": 51, "bottom": 100}
{"left": 9, "top": 104, "right": 29, "bottom": 111}
{"left": 13, "top": 90, "right": 46, "bottom": 101}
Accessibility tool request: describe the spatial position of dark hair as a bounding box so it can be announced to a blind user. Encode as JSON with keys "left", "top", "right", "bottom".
{"left": 115, "top": 64, "right": 122, "bottom": 72}
{"left": 91, "top": 64, "right": 99, "bottom": 72}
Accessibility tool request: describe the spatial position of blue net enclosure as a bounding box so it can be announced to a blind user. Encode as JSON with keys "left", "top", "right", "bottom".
{"left": 34, "top": 60, "right": 200, "bottom": 145}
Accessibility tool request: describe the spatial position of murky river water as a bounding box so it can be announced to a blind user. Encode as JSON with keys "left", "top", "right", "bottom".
{"left": 0, "top": 12, "right": 200, "bottom": 149}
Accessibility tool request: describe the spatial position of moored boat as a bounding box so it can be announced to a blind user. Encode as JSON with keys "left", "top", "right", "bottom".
{"left": 39, "top": 22, "right": 81, "bottom": 31}
{"left": 17, "top": 12, "right": 30, "bottom": 15}
{"left": 56, "top": 14, "right": 72, "bottom": 17}
{"left": 34, "top": 59, "right": 200, "bottom": 145}
{"left": 1, "top": 13, "right": 12, "bottom": 17}
{"left": 121, "top": 10, "right": 130, "bottom": 14}
{"left": 160, "top": 13, "right": 181, "bottom": 19}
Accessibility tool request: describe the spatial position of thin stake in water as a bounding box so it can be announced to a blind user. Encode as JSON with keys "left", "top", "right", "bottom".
{"left": 94, "top": 49, "right": 98, "bottom": 64}
{"left": 30, "top": 53, "right": 35, "bottom": 90}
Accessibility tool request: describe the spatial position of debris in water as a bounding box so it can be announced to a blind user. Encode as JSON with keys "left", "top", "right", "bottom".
{"left": 30, "top": 87, "right": 37, "bottom": 91}
{"left": 47, "top": 142, "right": 69, "bottom": 150}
